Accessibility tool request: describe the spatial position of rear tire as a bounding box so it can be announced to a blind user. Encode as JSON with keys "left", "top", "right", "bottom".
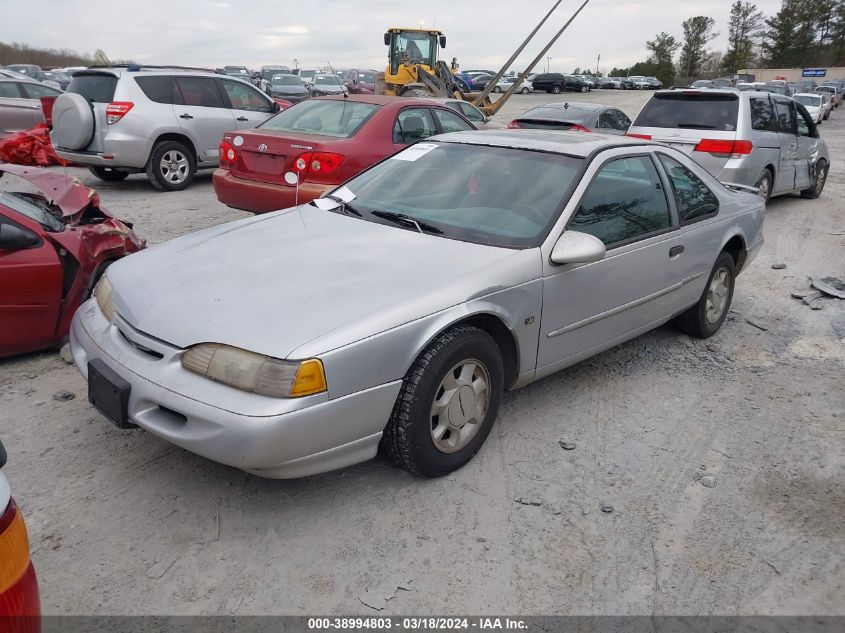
{"left": 552, "top": 85, "right": 562, "bottom": 94}
{"left": 675, "top": 252, "right": 736, "bottom": 339}
{"left": 801, "top": 159, "right": 828, "bottom": 199}
{"left": 521, "top": 87, "right": 529, "bottom": 95}
{"left": 401, "top": 87, "right": 431, "bottom": 98}
{"left": 145, "top": 140, "right": 196, "bottom": 192}
{"left": 381, "top": 325, "right": 503, "bottom": 477}
{"left": 88, "top": 166, "right": 129, "bottom": 182}
{"left": 581, "top": 85, "right": 589, "bottom": 93}
{"left": 493, "top": 86, "right": 501, "bottom": 93}
{"left": 755, "top": 168, "right": 773, "bottom": 203}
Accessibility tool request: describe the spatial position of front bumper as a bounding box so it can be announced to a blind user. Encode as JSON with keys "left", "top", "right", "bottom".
{"left": 213, "top": 169, "right": 332, "bottom": 214}
{"left": 69, "top": 301, "right": 401, "bottom": 478}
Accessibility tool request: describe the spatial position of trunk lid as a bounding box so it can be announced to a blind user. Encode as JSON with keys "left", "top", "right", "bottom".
{"left": 226, "top": 129, "right": 326, "bottom": 186}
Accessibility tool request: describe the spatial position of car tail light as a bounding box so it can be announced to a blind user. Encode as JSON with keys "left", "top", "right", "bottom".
{"left": 106, "top": 101, "right": 134, "bottom": 124}
{"left": 694, "top": 139, "right": 753, "bottom": 158}
{"left": 292, "top": 151, "right": 345, "bottom": 177}
{"left": 38, "top": 96, "right": 57, "bottom": 129}
{"left": 0, "top": 499, "right": 40, "bottom": 628}
{"left": 626, "top": 133, "right": 652, "bottom": 140}
{"left": 218, "top": 140, "right": 237, "bottom": 169}
{"left": 507, "top": 120, "right": 522, "bottom": 129}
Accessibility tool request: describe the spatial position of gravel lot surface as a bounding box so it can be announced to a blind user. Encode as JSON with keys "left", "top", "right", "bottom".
{"left": 1, "top": 89, "right": 843, "bottom": 616}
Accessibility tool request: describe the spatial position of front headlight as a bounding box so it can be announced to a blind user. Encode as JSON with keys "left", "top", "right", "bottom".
{"left": 94, "top": 275, "right": 116, "bottom": 322}
{"left": 181, "top": 343, "right": 327, "bottom": 398}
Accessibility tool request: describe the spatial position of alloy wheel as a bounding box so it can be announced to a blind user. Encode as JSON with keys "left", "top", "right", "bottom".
{"left": 159, "top": 150, "right": 189, "bottom": 184}
{"left": 705, "top": 267, "right": 730, "bottom": 324}
{"left": 429, "top": 359, "right": 491, "bottom": 454}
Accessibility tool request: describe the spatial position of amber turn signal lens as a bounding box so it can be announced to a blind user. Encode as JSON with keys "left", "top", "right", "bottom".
{"left": 290, "top": 359, "right": 327, "bottom": 397}
{"left": 0, "top": 501, "right": 30, "bottom": 595}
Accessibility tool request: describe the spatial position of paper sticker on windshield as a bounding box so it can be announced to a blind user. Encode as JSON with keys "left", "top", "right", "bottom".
{"left": 391, "top": 143, "right": 439, "bottom": 162}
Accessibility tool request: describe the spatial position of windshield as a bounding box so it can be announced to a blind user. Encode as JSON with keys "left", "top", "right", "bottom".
{"left": 0, "top": 192, "right": 63, "bottom": 231}
{"left": 391, "top": 31, "right": 436, "bottom": 71}
{"left": 795, "top": 95, "right": 821, "bottom": 107}
{"left": 260, "top": 99, "right": 379, "bottom": 137}
{"left": 315, "top": 75, "right": 340, "bottom": 85}
{"left": 262, "top": 68, "right": 288, "bottom": 79}
{"left": 273, "top": 75, "right": 302, "bottom": 86}
{"left": 328, "top": 142, "right": 583, "bottom": 248}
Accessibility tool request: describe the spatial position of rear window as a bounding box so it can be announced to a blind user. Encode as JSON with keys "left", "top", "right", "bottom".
{"left": 68, "top": 73, "right": 118, "bottom": 103}
{"left": 794, "top": 94, "right": 822, "bottom": 107}
{"left": 135, "top": 76, "right": 173, "bottom": 104}
{"left": 633, "top": 93, "right": 739, "bottom": 131}
{"left": 273, "top": 75, "right": 302, "bottom": 85}
{"left": 259, "top": 99, "right": 379, "bottom": 137}
{"left": 520, "top": 106, "right": 591, "bottom": 122}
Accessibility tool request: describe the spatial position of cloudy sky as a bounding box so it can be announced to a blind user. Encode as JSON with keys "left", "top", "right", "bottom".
{"left": 2, "top": 0, "right": 784, "bottom": 72}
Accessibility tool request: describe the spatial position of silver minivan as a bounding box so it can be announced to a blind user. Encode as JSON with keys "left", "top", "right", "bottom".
{"left": 628, "top": 89, "right": 830, "bottom": 201}
{"left": 51, "top": 68, "right": 280, "bottom": 191}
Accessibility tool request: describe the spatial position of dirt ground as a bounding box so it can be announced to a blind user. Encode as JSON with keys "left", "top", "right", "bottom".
{"left": 0, "top": 89, "right": 843, "bottom": 616}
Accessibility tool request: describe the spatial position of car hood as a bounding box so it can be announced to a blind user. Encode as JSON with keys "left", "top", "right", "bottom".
{"left": 107, "top": 204, "right": 520, "bottom": 359}
{"left": 0, "top": 163, "right": 99, "bottom": 219}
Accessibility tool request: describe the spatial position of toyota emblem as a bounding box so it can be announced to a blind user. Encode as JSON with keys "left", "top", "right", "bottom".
{"left": 258, "top": 143, "right": 268, "bottom": 152}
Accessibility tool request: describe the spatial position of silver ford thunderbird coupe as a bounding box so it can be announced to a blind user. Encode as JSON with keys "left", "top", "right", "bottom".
{"left": 70, "top": 130, "right": 765, "bottom": 478}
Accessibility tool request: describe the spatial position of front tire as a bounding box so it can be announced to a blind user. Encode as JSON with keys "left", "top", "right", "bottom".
{"left": 493, "top": 86, "right": 501, "bottom": 93}
{"left": 146, "top": 140, "right": 196, "bottom": 192}
{"left": 552, "top": 85, "right": 562, "bottom": 94}
{"left": 521, "top": 87, "right": 529, "bottom": 95}
{"left": 801, "top": 159, "right": 828, "bottom": 199}
{"left": 88, "top": 166, "right": 129, "bottom": 182}
{"left": 675, "top": 252, "right": 736, "bottom": 339}
{"left": 381, "top": 325, "right": 504, "bottom": 477}
{"left": 581, "top": 85, "right": 589, "bottom": 93}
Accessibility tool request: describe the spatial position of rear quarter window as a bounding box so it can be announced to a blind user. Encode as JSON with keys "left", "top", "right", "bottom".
{"left": 68, "top": 73, "right": 118, "bottom": 103}
{"left": 135, "top": 76, "right": 174, "bottom": 104}
{"left": 750, "top": 97, "right": 777, "bottom": 132}
{"left": 633, "top": 93, "right": 739, "bottom": 131}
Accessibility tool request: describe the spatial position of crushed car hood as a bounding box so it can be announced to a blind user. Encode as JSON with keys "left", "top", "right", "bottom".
{"left": 0, "top": 163, "right": 100, "bottom": 220}
{"left": 107, "top": 205, "right": 520, "bottom": 359}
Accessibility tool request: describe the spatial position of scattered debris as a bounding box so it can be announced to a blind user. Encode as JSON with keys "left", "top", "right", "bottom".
{"left": 700, "top": 475, "right": 717, "bottom": 488}
{"left": 514, "top": 497, "right": 543, "bottom": 507}
{"left": 559, "top": 441, "right": 577, "bottom": 450}
{"left": 145, "top": 557, "right": 178, "bottom": 579}
{"left": 599, "top": 503, "right": 614, "bottom": 513}
{"left": 771, "top": 263, "right": 787, "bottom": 270}
{"left": 792, "top": 276, "right": 845, "bottom": 309}
{"left": 745, "top": 318, "right": 769, "bottom": 332}
{"left": 811, "top": 276, "right": 845, "bottom": 300}
{"left": 476, "top": 536, "right": 487, "bottom": 543}
{"left": 59, "top": 343, "right": 74, "bottom": 365}
{"left": 358, "top": 578, "right": 412, "bottom": 611}
{"left": 52, "top": 390, "right": 75, "bottom": 402}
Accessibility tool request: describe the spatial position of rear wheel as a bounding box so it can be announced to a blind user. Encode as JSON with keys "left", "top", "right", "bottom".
{"left": 521, "top": 87, "right": 529, "bottom": 95}
{"left": 755, "top": 168, "right": 773, "bottom": 203}
{"left": 88, "top": 166, "right": 129, "bottom": 182}
{"left": 493, "top": 86, "right": 501, "bottom": 93}
{"left": 552, "top": 85, "right": 562, "bottom": 94}
{"left": 146, "top": 141, "right": 196, "bottom": 192}
{"left": 801, "top": 159, "right": 828, "bottom": 199}
{"left": 675, "top": 252, "right": 736, "bottom": 339}
{"left": 381, "top": 325, "right": 503, "bottom": 477}
{"left": 402, "top": 87, "right": 431, "bottom": 98}
{"left": 581, "top": 85, "right": 589, "bottom": 93}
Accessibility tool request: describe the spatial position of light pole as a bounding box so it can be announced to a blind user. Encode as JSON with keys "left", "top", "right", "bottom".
{"left": 546, "top": 56, "right": 551, "bottom": 73}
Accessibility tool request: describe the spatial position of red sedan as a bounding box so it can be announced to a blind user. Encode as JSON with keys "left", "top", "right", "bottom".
{"left": 0, "top": 164, "right": 144, "bottom": 358}
{"left": 213, "top": 95, "right": 477, "bottom": 213}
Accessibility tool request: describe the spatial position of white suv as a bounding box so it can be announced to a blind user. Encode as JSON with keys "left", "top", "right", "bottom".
{"left": 51, "top": 66, "right": 280, "bottom": 191}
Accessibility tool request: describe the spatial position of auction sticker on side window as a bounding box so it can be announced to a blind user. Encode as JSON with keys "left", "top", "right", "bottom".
{"left": 391, "top": 142, "right": 439, "bottom": 161}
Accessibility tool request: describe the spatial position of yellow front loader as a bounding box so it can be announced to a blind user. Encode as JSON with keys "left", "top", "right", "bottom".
{"left": 374, "top": 0, "right": 591, "bottom": 116}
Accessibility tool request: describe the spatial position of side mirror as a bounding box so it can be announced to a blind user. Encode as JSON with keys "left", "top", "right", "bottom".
{"left": 550, "top": 230, "right": 605, "bottom": 265}
{"left": 272, "top": 101, "right": 281, "bottom": 113}
{"left": 0, "top": 223, "right": 41, "bottom": 251}
{"left": 384, "top": 32, "right": 391, "bottom": 46}
{"left": 439, "top": 35, "right": 447, "bottom": 48}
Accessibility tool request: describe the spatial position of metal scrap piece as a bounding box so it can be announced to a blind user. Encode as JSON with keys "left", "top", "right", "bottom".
{"left": 811, "top": 276, "right": 845, "bottom": 300}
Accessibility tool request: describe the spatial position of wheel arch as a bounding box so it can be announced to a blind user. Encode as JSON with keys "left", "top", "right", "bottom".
{"left": 151, "top": 132, "right": 198, "bottom": 163}
{"left": 721, "top": 233, "right": 747, "bottom": 273}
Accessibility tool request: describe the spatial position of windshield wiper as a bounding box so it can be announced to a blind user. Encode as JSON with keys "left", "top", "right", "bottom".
{"left": 323, "top": 194, "right": 361, "bottom": 216}
{"left": 371, "top": 210, "right": 443, "bottom": 234}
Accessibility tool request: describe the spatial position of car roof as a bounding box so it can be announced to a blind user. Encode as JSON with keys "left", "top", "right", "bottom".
{"left": 793, "top": 92, "right": 822, "bottom": 98}
{"left": 314, "top": 94, "right": 454, "bottom": 108}
{"left": 0, "top": 76, "right": 43, "bottom": 85}
{"left": 434, "top": 129, "right": 648, "bottom": 157}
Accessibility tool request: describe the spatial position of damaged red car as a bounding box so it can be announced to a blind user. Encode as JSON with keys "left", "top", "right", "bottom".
{"left": 0, "top": 164, "right": 144, "bottom": 358}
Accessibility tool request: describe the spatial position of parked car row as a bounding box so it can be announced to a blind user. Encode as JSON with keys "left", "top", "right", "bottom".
{"left": 0, "top": 77, "right": 63, "bottom": 137}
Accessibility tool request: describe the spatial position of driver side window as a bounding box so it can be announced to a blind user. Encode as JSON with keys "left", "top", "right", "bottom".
{"left": 568, "top": 156, "right": 671, "bottom": 247}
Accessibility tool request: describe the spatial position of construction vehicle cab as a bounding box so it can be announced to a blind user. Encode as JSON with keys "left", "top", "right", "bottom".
{"left": 380, "top": 28, "right": 447, "bottom": 96}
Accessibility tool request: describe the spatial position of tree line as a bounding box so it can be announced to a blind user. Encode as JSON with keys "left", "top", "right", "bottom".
{"left": 604, "top": 0, "right": 845, "bottom": 86}
{"left": 0, "top": 42, "right": 94, "bottom": 68}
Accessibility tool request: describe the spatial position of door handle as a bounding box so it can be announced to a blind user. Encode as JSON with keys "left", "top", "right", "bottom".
{"left": 669, "top": 245, "right": 685, "bottom": 258}
{"left": 179, "top": 113, "right": 194, "bottom": 120}
{"left": 236, "top": 116, "right": 249, "bottom": 122}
